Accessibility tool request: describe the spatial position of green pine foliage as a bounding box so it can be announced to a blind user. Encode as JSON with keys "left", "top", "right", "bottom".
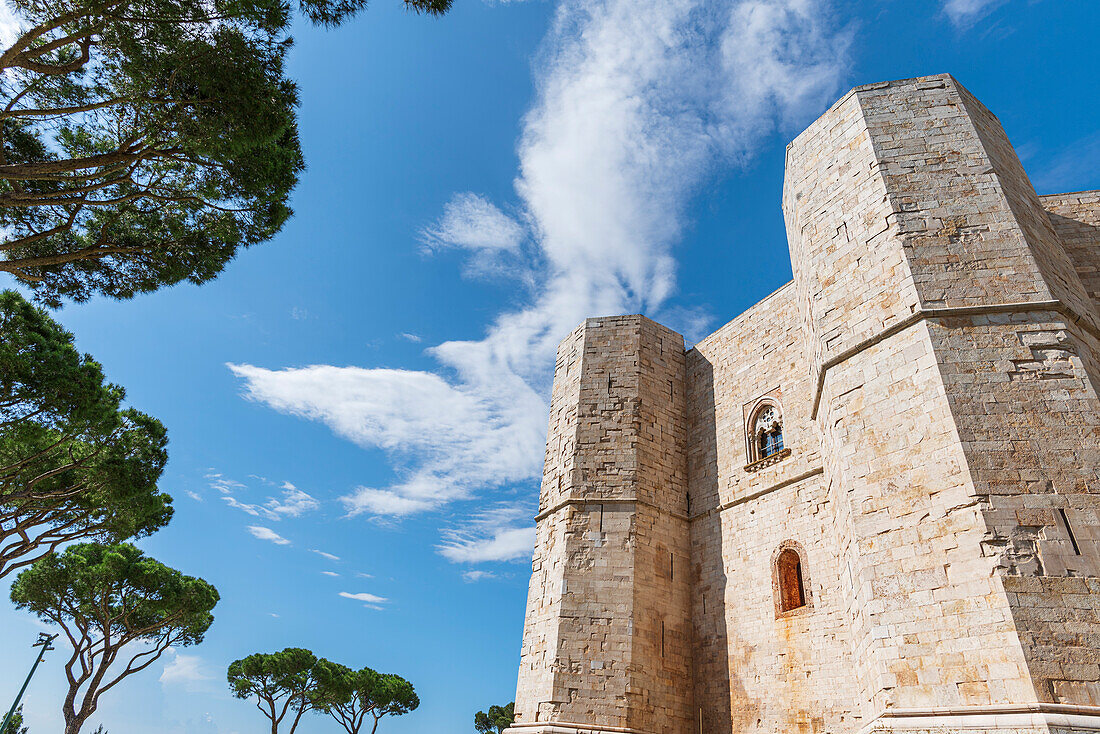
{"left": 3, "top": 705, "right": 29, "bottom": 734}
{"left": 474, "top": 702, "right": 514, "bottom": 734}
{"left": 228, "top": 648, "right": 324, "bottom": 734}
{"left": 0, "top": 0, "right": 452, "bottom": 304}
{"left": 314, "top": 662, "right": 419, "bottom": 734}
{"left": 10, "top": 542, "right": 219, "bottom": 734}
{"left": 228, "top": 650, "right": 419, "bottom": 734}
{"left": 0, "top": 290, "right": 172, "bottom": 579}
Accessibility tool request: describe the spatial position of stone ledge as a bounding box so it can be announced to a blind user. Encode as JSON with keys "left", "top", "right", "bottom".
{"left": 743, "top": 447, "right": 792, "bottom": 473}
{"left": 858, "top": 703, "right": 1100, "bottom": 733}
{"left": 504, "top": 723, "right": 657, "bottom": 734}
{"left": 809, "top": 298, "right": 1100, "bottom": 420}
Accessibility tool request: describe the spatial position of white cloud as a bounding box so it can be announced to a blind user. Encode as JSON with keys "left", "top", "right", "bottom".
{"left": 941, "top": 0, "right": 1005, "bottom": 28}
{"left": 229, "top": 0, "right": 848, "bottom": 555}
{"left": 440, "top": 525, "right": 535, "bottom": 563}
{"left": 247, "top": 526, "right": 291, "bottom": 545}
{"left": 221, "top": 481, "right": 319, "bottom": 521}
{"left": 439, "top": 504, "right": 536, "bottom": 563}
{"left": 0, "top": 2, "right": 22, "bottom": 49}
{"left": 266, "top": 483, "right": 320, "bottom": 518}
{"left": 160, "top": 653, "right": 211, "bottom": 686}
{"left": 186, "top": 491, "right": 204, "bottom": 502}
{"left": 462, "top": 570, "right": 499, "bottom": 582}
{"left": 206, "top": 473, "right": 245, "bottom": 494}
{"left": 223, "top": 496, "right": 263, "bottom": 516}
{"left": 321, "top": 571, "right": 340, "bottom": 577}
{"left": 229, "top": 365, "right": 546, "bottom": 517}
{"left": 309, "top": 549, "right": 341, "bottom": 561}
{"left": 399, "top": 332, "right": 423, "bottom": 343}
{"left": 421, "top": 192, "right": 524, "bottom": 253}
{"left": 339, "top": 591, "right": 388, "bottom": 610}
{"left": 340, "top": 487, "right": 440, "bottom": 517}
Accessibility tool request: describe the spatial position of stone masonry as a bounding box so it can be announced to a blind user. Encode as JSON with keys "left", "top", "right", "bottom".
{"left": 504, "top": 75, "right": 1100, "bottom": 734}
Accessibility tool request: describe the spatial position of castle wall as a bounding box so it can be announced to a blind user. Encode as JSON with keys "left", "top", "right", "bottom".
{"left": 511, "top": 73, "right": 1100, "bottom": 734}
{"left": 511, "top": 316, "right": 694, "bottom": 734}
{"left": 687, "top": 284, "right": 855, "bottom": 734}
{"left": 1041, "top": 191, "right": 1100, "bottom": 318}
{"left": 861, "top": 76, "right": 1100, "bottom": 708}
{"left": 783, "top": 74, "right": 1074, "bottom": 723}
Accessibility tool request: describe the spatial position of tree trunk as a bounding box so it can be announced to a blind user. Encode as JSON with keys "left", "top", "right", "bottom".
{"left": 64, "top": 710, "right": 88, "bottom": 734}
{"left": 63, "top": 682, "right": 82, "bottom": 734}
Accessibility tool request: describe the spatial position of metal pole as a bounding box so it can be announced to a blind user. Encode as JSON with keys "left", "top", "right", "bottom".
{"left": 1, "top": 633, "right": 57, "bottom": 734}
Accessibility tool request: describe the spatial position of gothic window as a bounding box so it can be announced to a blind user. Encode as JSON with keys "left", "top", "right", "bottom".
{"left": 746, "top": 400, "right": 786, "bottom": 469}
{"left": 772, "top": 541, "right": 810, "bottom": 616}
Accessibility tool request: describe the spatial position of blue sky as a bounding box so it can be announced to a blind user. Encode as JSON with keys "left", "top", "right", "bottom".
{"left": 1, "top": 0, "right": 1098, "bottom": 732}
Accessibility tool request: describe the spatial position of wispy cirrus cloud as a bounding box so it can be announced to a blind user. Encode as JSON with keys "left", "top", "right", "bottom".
{"left": 339, "top": 591, "right": 388, "bottom": 610}
{"left": 223, "top": 482, "right": 319, "bottom": 521}
{"left": 420, "top": 192, "right": 524, "bottom": 254}
{"left": 0, "top": 3, "right": 21, "bottom": 49}
{"left": 941, "top": 0, "right": 1005, "bottom": 28}
{"left": 309, "top": 548, "right": 341, "bottom": 561}
{"left": 438, "top": 504, "right": 536, "bottom": 563}
{"left": 230, "top": 0, "right": 850, "bottom": 562}
{"left": 205, "top": 472, "right": 245, "bottom": 494}
{"left": 160, "top": 650, "right": 214, "bottom": 692}
{"left": 441, "top": 526, "right": 535, "bottom": 563}
{"left": 206, "top": 472, "right": 320, "bottom": 521}
{"left": 247, "top": 526, "right": 291, "bottom": 546}
{"left": 228, "top": 364, "right": 545, "bottom": 517}
{"left": 161, "top": 655, "right": 210, "bottom": 683}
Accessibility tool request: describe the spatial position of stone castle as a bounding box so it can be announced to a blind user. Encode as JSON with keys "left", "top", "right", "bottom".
{"left": 503, "top": 75, "right": 1100, "bottom": 734}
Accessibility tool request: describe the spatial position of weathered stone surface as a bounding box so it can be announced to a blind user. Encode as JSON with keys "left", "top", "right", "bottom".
{"left": 506, "top": 75, "right": 1100, "bottom": 734}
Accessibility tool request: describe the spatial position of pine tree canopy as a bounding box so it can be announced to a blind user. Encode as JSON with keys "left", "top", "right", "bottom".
{"left": 0, "top": 290, "right": 173, "bottom": 578}
{"left": 0, "top": 0, "right": 452, "bottom": 305}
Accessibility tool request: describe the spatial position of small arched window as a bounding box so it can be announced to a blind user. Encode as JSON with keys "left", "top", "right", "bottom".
{"left": 776, "top": 549, "right": 805, "bottom": 612}
{"left": 772, "top": 542, "right": 810, "bottom": 616}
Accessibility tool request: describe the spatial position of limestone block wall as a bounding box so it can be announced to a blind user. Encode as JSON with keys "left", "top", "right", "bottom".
{"left": 511, "top": 72, "right": 1100, "bottom": 734}
{"left": 687, "top": 282, "right": 854, "bottom": 734}
{"left": 814, "top": 322, "right": 1036, "bottom": 713}
{"left": 784, "top": 74, "right": 1060, "bottom": 719}
{"left": 511, "top": 316, "right": 694, "bottom": 734}
{"left": 1041, "top": 190, "right": 1100, "bottom": 392}
{"left": 1041, "top": 190, "right": 1100, "bottom": 328}
{"left": 848, "top": 75, "right": 1100, "bottom": 707}
{"left": 927, "top": 311, "right": 1100, "bottom": 704}
{"left": 781, "top": 83, "right": 920, "bottom": 377}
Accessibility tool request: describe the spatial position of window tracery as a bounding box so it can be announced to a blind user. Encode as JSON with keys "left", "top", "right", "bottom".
{"left": 745, "top": 399, "right": 789, "bottom": 471}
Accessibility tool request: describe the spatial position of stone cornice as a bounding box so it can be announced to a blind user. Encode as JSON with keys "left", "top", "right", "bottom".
{"left": 533, "top": 496, "right": 689, "bottom": 523}
{"left": 504, "top": 723, "right": 657, "bottom": 734}
{"left": 810, "top": 298, "right": 1100, "bottom": 420}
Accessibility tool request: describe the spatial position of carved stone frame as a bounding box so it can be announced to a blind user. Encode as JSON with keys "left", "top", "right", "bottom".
{"left": 743, "top": 392, "right": 788, "bottom": 470}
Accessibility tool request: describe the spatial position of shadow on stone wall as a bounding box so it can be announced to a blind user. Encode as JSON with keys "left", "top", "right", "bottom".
{"left": 686, "top": 350, "right": 745, "bottom": 734}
